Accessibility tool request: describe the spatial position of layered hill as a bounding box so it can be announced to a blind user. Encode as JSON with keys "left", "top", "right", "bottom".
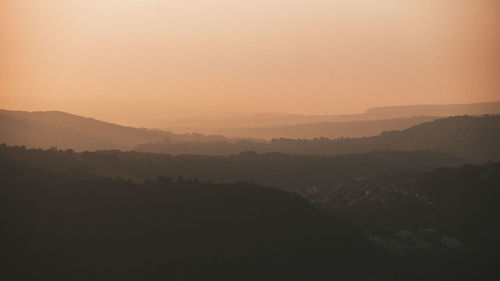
{"left": 0, "top": 144, "right": 466, "bottom": 190}
{"left": 137, "top": 115, "right": 500, "bottom": 162}
{"left": 161, "top": 101, "right": 500, "bottom": 137}
{"left": 365, "top": 101, "right": 500, "bottom": 118}
{"left": 0, "top": 109, "right": 231, "bottom": 151}
{"left": 1, "top": 142, "right": 499, "bottom": 280}
{"left": 227, "top": 116, "right": 438, "bottom": 139}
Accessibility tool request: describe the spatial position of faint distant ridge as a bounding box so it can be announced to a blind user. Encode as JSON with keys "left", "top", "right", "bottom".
{"left": 162, "top": 101, "right": 500, "bottom": 137}
{"left": 364, "top": 101, "right": 500, "bottom": 118}
{"left": 233, "top": 116, "right": 438, "bottom": 139}
{"left": 0, "top": 109, "right": 232, "bottom": 151}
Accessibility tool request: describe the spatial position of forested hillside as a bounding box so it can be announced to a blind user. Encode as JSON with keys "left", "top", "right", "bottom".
{"left": 0, "top": 144, "right": 466, "bottom": 190}
{"left": 0, "top": 157, "right": 382, "bottom": 281}
{"left": 1, "top": 145, "right": 499, "bottom": 280}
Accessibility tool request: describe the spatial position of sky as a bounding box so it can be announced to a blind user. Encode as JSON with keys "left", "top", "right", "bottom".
{"left": 1, "top": 0, "right": 499, "bottom": 126}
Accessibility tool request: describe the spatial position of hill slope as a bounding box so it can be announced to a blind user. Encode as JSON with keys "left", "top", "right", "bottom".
{"left": 137, "top": 115, "right": 500, "bottom": 162}
{"left": 0, "top": 145, "right": 466, "bottom": 191}
{"left": 1, "top": 145, "right": 499, "bottom": 280}
{"left": 0, "top": 109, "right": 230, "bottom": 151}
{"left": 0, "top": 157, "right": 381, "bottom": 281}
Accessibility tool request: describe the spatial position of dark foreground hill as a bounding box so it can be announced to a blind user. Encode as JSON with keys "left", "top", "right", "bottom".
{"left": 137, "top": 115, "right": 500, "bottom": 162}
{"left": 0, "top": 109, "right": 231, "bottom": 151}
{"left": 2, "top": 146, "right": 500, "bottom": 280}
{"left": 0, "top": 158, "right": 382, "bottom": 281}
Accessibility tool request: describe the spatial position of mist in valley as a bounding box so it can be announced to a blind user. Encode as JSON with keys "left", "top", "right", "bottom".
{"left": 2, "top": 1, "right": 500, "bottom": 280}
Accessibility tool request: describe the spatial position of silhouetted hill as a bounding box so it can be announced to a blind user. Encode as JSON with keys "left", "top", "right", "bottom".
{"left": 137, "top": 115, "right": 500, "bottom": 162}
{"left": 2, "top": 145, "right": 499, "bottom": 280}
{"left": 0, "top": 144, "right": 466, "bottom": 191}
{"left": 0, "top": 157, "right": 382, "bottom": 281}
{"left": 0, "top": 109, "right": 231, "bottom": 151}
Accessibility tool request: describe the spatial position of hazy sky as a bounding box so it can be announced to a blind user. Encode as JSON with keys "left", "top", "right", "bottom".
{"left": 1, "top": 0, "right": 499, "bottom": 126}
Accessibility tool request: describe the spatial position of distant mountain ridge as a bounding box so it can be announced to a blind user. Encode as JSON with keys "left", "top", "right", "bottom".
{"left": 224, "top": 116, "right": 439, "bottom": 139}
{"left": 0, "top": 109, "right": 232, "bottom": 151}
{"left": 161, "top": 101, "right": 500, "bottom": 137}
{"left": 365, "top": 101, "right": 500, "bottom": 117}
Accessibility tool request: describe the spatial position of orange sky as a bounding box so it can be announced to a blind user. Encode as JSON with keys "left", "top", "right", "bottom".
{"left": 1, "top": 0, "right": 499, "bottom": 126}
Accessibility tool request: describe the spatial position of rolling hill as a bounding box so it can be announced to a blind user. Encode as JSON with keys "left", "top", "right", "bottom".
{"left": 0, "top": 156, "right": 382, "bottom": 281}
{"left": 0, "top": 144, "right": 466, "bottom": 190}
{"left": 137, "top": 115, "right": 500, "bottom": 162}
{"left": 226, "top": 116, "right": 439, "bottom": 139}
{"left": 0, "top": 109, "right": 231, "bottom": 151}
{"left": 160, "top": 101, "right": 500, "bottom": 137}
